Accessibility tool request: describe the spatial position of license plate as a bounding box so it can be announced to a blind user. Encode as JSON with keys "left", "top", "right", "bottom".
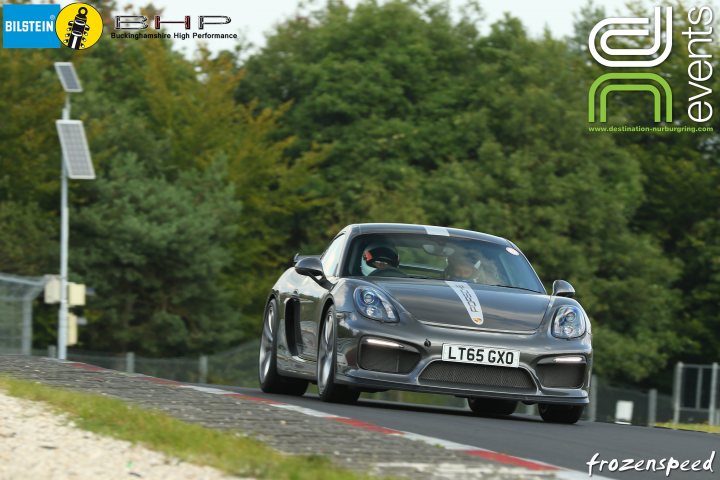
{"left": 441, "top": 344, "right": 520, "bottom": 368}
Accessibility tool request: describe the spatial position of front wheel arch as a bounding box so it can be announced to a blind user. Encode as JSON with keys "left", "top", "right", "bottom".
{"left": 258, "top": 297, "right": 308, "bottom": 396}
{"left": 318, "top": 298, "right": 335, "bottom": 342}
{"left": 316, "top": 302, "right": 359, "bottom": 403}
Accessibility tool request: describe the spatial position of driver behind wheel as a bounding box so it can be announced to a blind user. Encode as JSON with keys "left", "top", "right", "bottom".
{"left": 361, "top": 243, "right": 407, "bottom": 277}
{"left": 363, "top": 245, "right": 400, "bottom": 270}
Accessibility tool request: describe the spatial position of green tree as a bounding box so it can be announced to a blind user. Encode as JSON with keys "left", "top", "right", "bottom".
{"left": 0, "top": 201, "right": 56, "bottom": 275}
{"left": 0, "top": 17, "right": 64, "bottom": 276}
{"left": 65, "top": 26, "right": 326, "bottom": 350}
{"left": 72, "top": 157, "right": 241, "bottom": 355}
{"left": 1, "top": 1, "right": 325, "bottom": 353}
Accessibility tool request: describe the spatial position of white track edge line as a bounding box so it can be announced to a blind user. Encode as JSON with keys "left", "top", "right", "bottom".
{"left": 181, "top": 385, "right": 612, "bottom": 479}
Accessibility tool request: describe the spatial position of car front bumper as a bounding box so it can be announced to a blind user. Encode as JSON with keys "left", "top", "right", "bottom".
{"left": 334, "top": 311, "right": 592, "bottom": 405}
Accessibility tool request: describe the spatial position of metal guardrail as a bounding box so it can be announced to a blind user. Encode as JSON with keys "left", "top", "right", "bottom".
{"left": 4, "top": 343, "right": 682, "bottom": 426}
{"left": 42, "top": 341, "right": 259, "bottom": 387}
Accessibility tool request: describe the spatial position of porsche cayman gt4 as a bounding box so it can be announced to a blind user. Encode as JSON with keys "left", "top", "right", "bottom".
{"left": 258, "top": 223, "right": 592, "bottom": 424}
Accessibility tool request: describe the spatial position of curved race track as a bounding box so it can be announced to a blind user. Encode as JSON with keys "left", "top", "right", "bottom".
{"left": 216, "top": 386, "right": 718, "bottom": 480}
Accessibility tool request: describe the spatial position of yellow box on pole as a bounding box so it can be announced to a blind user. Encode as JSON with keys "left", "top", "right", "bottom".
{"left": 68, "top": 282, "right": 86, "bottom": 307}
{"left": 67, "top": 313, "right": 78, "bottom": 346}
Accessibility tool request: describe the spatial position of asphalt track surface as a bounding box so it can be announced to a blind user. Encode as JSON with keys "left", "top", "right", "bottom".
{"left": 212, "top": 385, "right": 718, "bottom": 480}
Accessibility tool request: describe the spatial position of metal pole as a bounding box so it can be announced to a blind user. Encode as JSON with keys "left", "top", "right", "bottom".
{"left": 21, "top": 296, "right": 32, "bottom": 355}
{"left": 695, "top": 366, "right": 704, "bottom": 410}
{"left": 126, "top": 352, "right": 135, "bottom": 373}
{"left": 648, "top": 388, "right": 657, "bottom": 426}
{"left": 673, "top": 361, "right": 683, "bottom": 424}
{"left": 199, "top": 355, "right": 208, "bottom": 383}
{"left": 588, "top": 374, "right": 598, "bottom": 422}
{"left": 57, "top": 95, "right": 71, "bottom": 360}
{"left": 709, "top": 362, "right": 718, "bottom": 426}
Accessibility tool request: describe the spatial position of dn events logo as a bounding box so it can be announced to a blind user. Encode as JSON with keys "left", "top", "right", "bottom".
{"left": 587, "top": 6, "right": 714, "bottom": 126}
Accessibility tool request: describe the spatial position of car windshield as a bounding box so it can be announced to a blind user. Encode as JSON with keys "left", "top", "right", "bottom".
{"left": 344, "top": 233, "right": 544, "bottom": 293}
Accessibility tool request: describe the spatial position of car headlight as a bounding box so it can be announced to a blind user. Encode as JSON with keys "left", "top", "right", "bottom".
{"left": 552, "top": 306, "right": 586, "bottom": 339}
{"left": 354, "top": 287, "right": 398, "bottom": 323}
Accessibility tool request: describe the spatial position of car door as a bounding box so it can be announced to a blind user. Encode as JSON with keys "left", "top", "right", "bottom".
{"left": 298, "top": 233, "right": 347, "bottom": 361}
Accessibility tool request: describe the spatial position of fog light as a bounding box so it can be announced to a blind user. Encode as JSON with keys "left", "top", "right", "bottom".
{"left": 365, "top": 338, "right": 403, "bottom": 348}
{"left": 553, "top": 355, "right": 585, "bottom": 363}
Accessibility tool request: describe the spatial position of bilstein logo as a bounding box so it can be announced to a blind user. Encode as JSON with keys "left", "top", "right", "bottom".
{"left": 55, "top": 3, "right": 103, "bottom": 50}
{"left": 588, "top": 6, "right": 715, "bottom": 124}
{"left": 588, "top": 7, "right": 673, "bottom": 123}
{"left": 3, "top": 4, "right": 61, "bottom": 48}
{"left": 2, "top": 2, "right": 103, "bottom": 50}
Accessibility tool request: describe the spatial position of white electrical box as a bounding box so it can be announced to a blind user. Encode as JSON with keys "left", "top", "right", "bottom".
{"left": 615, "top": 400, "right": 634, "bottom": 424}
{"left": 44, "top": 275, "right": 61, "bottom": 304}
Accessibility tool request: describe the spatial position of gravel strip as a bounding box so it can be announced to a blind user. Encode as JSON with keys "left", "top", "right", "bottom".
{"left": 0, "top": 355, "right": 557, "bottom": 479}
{"left": 0, "top": 389, "right": 237, "bottom": 480}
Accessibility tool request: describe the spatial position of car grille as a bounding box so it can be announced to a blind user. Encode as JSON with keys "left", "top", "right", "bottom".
{"left": 419, "top": 362, "right": 536, "bottom": 391}
{"left": 536, "top": 363, "right": 585, "bottom": 388}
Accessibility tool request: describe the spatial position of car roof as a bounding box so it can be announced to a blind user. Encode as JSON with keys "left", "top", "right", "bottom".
{"left": 346, "top": 223, "right": 511, "bottom": 246}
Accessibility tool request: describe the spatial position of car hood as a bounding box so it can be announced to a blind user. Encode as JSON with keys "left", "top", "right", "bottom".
{"left": 366, "top": 278, "right": 550, "bottom": 333}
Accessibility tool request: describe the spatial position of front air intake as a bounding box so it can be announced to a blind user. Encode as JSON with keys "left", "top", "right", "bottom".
{"left": 358, "top": 341, "right": 419, "bottom": 374}
{"left": 536, "top": 363, "right": 585, "bottom": 388}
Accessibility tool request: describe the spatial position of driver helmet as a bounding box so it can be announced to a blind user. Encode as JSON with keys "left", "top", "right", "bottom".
{"left": 361, "top": 243, "right": 399, "bottom": 275}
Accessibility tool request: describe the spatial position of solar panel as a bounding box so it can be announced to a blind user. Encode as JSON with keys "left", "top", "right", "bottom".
{"left": 54, "top": 62, "right": 83, "bottom": 93}
{"left": 56, "top": 120, "right": 95, "bottom": 180}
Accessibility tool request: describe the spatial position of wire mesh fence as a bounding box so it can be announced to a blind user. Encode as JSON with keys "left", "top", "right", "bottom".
{"left": 674, "top": 362, "right": 720, "bottom": 425}
{"left": 0, "top": 273, "right": 45, "bottom": 354}
{"left": 592, "top": 382, "right": 674, "bottom": 425}
{"left": 12, "top": 340, "right": 687, "bottom": 426}
{"left": 45, "top": 341, "right": 263, "bottom": 387}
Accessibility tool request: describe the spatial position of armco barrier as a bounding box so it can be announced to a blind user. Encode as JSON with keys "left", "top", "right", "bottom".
{"left": 7, "top": 342, "right": 687, "bottom": 427}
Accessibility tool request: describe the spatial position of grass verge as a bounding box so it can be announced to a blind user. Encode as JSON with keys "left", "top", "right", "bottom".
{"left": 656, "top": 422, "right": 720, "bottom": 434}
{"left": 0, "top": 376, "right": 375, "bottom": 480}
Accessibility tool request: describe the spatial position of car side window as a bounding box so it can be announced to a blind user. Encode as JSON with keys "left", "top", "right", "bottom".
{"left": 321, "top": 234, "right": 346, "bottom": 277}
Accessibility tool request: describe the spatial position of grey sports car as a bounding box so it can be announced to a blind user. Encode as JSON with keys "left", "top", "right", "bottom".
{"left": 258, "top": 223, "right": 592, "bottom": 424}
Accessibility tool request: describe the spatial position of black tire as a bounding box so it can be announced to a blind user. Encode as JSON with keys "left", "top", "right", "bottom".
{"left": 538, "top": 404, "right": 584, "bottom": 424}
{"left": 467, "top": 397, "right": 517, "bottom": 416}
{"left": 258, "top": 298, "right": 308, "bottom": 396}
{"left": 317, "top": 305, "right": 360, "bottom": 404}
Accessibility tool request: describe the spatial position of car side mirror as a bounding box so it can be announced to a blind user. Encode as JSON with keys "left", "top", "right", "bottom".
{"left": 295, "top": 256, "right": 324, "bottom": 278}
{"left": 552, "top": 280, "right": 575, "bottom": 298}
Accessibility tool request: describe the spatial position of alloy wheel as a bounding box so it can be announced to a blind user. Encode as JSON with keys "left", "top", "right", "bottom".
{"left": 318, "top": 310, "right": 334, "bottom": 393}
{"left": 258, "top": 304, "right": 275, "bottom": 383}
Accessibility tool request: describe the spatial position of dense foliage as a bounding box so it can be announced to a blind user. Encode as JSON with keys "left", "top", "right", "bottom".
{"left": 0, "top": 1, "right": 717, "bottom": 384}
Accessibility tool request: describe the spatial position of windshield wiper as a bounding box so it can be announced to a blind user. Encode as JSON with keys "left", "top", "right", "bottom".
{"left": 487, "top": 284, "right": 542, "bottom": 293}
